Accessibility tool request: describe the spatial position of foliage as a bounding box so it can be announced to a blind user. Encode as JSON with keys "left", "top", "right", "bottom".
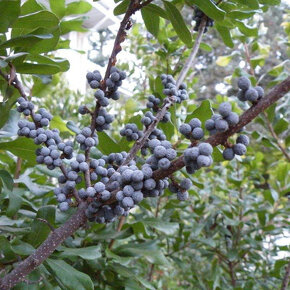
{"left": 0, "top": 0, "right": 289, "bottom": 289}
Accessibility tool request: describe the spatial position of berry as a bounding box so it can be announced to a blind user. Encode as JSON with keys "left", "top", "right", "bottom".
{"left": 223, "top": 148, "right": 235, "bottom": 160}
{"left": 245, "top": 88, "right": 259, "bottom": 102}
{"left": 215, "top": 119, "right": 229, "bottom": 132}
{"left": 177, "top": 191, "right": 189, "bottom": 201}
{"left": 238, "top": 76, "right": 251, "bottom": 91}
{"left": 197, "top": 155, "right": 211, "bottom": 167}
{"left": 179, "top": 124, "right": 191, "bottom": 136}
{"left": 218, "top": 102, "right": 232, "bottom": 117}
{"left": 237, "top": 134, "right": 250, "bottom": 147}
{"left": 226, "top": 112, "right": 239, "bottom": 126}
{"left": 191, "top": 127, "right": 204, "bottom": 140}
{"left": 254, "top": 86, "right": 264, "bottom": 99}
{"left": 180, "top": 178, "right": 192, "bottom": 190}
{"left": 198, "top": 143, "right": 213, "bottom": 156}
{"left": 122, "top": 197, "right": 134, "bottom": 209}
{"left": 158, "top": 158, "right": 171, "bottom": 169}
{"left": 59, "top": 202, "right": 69, "bottom": 211}
{"left": 233, "top": 143, "right": 247, "bottom": 155}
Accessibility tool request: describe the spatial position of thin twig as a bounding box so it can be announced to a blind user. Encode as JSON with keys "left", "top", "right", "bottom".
{"left": 263, "top": 112, "right": 290, "bottom": 162}
{"left": 13, "top": 157, "right": 22, "bottom": 188}
{"left": 121, "top": 17, "right": 207, "bottom": 167}
{"left": 281, "top": 260, "right": 290, "bottom": 290}
{"left": 108, "top": 216, "right": 126, "bottom": 249}
{"left": 36, "top": 218, "right": 55, "bottom": 232}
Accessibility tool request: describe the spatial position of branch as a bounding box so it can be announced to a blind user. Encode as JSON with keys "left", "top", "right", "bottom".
{"left": 0, "top": 202, "right": 88, "bottom": 290}
{"left": 263, "top": 112, "right": 290, "bottom": 162}
{"left": 121, "top": 17, "right": 207, "bottom": 167}
{"left": 281, "top": 260, "right": 290, "bottom": 290}
{"left": 153, "top": 76, "right": 290, "bottom": 180}
{"left": 108, "top": 216, "right": 126, "bottom": 249}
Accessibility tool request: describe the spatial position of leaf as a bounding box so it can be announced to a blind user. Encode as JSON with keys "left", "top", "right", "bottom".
{"left": 259, "top": 0, "right": 280, "bottom": 5}
{"left": 145, "top": 4, "right": 168, "bottom": 19}
{"left": 234, "top": 20, "right": 258, "bottom": 37}
{"left": 143, "top": 218, "right": 179, "bottom": 235}
{"left": 0, "top": 236, "right": 16, "bottom": 263}
{"left": 232, "top": 0, "right": 259, "bottom": 9}
{"left": 0, "top": 170, "right": 14, "bottom": 191}
{"left": 49, "top": 0, "right": 65, "bottom": 18}
{"left": 15, "top": 63, "right": 60, "bottom": 75}
{"left": 46, "top": 259, "right": 94, "bottom": 290}
{"left": 16, "top": 168, "right": 53, "bottom": 196}
{"left": 26, "top": 206, "right": 55, "bottom": 247}
{"left": 188, "top": 0, "right": 226, "bottom": 21}
{"left": 50, "top": 115, "right": 73, "bottom": 134}
{"left": 12, "top": 11, "right": 59, "bottom": 29}
{"left": 163, "top": 1, "right": 192, "bottom": 47}
{"left": 65, "top": 1, "right": 92, "bottom": 16}
{"left": 98, "top": 132, "right": 122, "bottom": 154}
{"left": 114, "top": 0, "right": 130, "bottom": 16}
{"left": 0, "top": 110, "right": 20, "bottom": 137}
{"left": 215, "top": 24, "right": 234, "bottom": 48}
{"left": 6, "top": 190, "right": 23, "bottom": 217}
{"left": 0, "top": 34, "right": 53, "bottom": 49}
{"left": 274, "top": 118, "right": 288, "bottom": 135}
{"left": 0, "top": 0, "right": 21, "bottom": 33}
{"left": 227, "top": 10, "right": 255, "bottom": 20}
{"left": 60, "top": 20, "right": 87, "bottom": 35}
{"left": 216, "top": 55, "right": 232, "bottom": 67}
{"left": 25, "top": 55, "right": 70, "bottom": 72}
{"left": 141, "top": 7, "right": 160, "bottom": 38}
{"left": 0, "top": 138, "right": 38, "bottom": 165}
{"left": 58, "top": 245, "right": 102, "bottom": 260}
{"left": 185, "top": 100, "right": 213, "bottom": 125}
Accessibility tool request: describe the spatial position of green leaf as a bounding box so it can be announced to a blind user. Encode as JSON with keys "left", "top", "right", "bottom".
{"left": 259, "top": 0, "right": 280, "bottom": 5}
{"left": 274, "top": 118, "right": 288, "bottom": 135}
{"left": 232, "top": 0, "right": 259, "bottom": 9}
{"left": 58, "top": 245, "right": 102, "bottom": 260}
{"left": 114, "top": 0, "right": 129, "bottom": 16}
{"left": 185, "top": 100, "right": 213, "bottom": 125}
{"left": 141, "top": 7, "right": 160, "bottom": 38}
{"left": 16, "top": 168, "right": 53, "bottom": 196}
{"left": 0, "top": 236, "right": 16, "bottom": 263}
{"left": 0, "top": 0, "right": 21, "bottom": 33}
{"left": 65, "top": 1, "right": 92, "bottom": 16}
{"left": 163, "top": 1, "right": 192, "bottom": 47}
{"left": 6, "top": 190, "right": 22, "bottom": 217}
{"left": 60, "top": 20, "right": 87, "bottom": 35}
{"left": 188, "top": 0, "right": 226, "bottom": 21}
{"left": 227, "top": 10, "right": 255, "bottom": 20}
{"left": 143, "top": 218, "right": 179, "bottom": 235}
{"left": 12, "top": 11, "right": 59, "bottom": 29}
{"left": 0, "top": 34, "right": 53, "bottom": 49}
{"left": 26, "top": 206, "right": 55, "bottom": 247}
{"left": 215, "top": 24, "right": 234, "bottom": 48}
{"left": 15, "top": 63, "right": 60, "bottom": 75}
{"left": 0, "top": 170, "right": 14, "bottom": 191}
{"left": 25, "top": 55, "right": 70, "bottom": 72}
{"left": 49, "top": 0, "right": 65, "bottom": 18}
{"left": 98, "top": 132, "right": 122, "bottom": 154}
{"left": 46, "top": 259, "right": 94, "bottom": 290}
{"left": 234, "top": 20, "right": 258, "bottom": 37}
{"left": 50, "top": 115, "right": 73, "bottom": 134}
{"left": 4, "top": 52, "right": 29, "bottom": 62}
{"left": 0, "top": 138, "right": 38, "bottom": 165}
{"left": 146, "top": 4, "right": 168, "bottom": 19}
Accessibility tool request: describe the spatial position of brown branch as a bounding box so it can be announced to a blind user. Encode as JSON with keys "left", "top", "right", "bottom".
{"left": 281, "top": 260, "right": 290, "bottom": 290}
{"left": 153, "top": 76, "right": 290, "bottom": 181}
{"left": 108, "top": 216, "right": 126, "bottom": 249}
{"left": 147, "top": 196, "right": 162, "bottom": 281}
{"left": 0, "top": 202, "right": 88, "bottom": 289}
{"left": 243, "top": 43, "right": 255, "bottom": 76}
{"left": 13, "top": 157, "right": 22, "bottom": 188}
{"left": 121, "top": 16, "right": 207, "bottom": 167}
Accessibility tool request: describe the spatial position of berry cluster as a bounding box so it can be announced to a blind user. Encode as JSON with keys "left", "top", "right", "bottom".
{"left": 120, "top": 123, "right": 143, "bottom": 141}
{"left": 223, "top": 134, "right": 249, "bottom": 160}
{"left": 145, "top": 139, "right": 177, "bottom": 170}
{"left": 179, "top": 118, "right": 204, "bottom": 140}
{"left": 193, "top": 7, "right": 214, "bottom": 33}
{"left": 169, "top": 178, "right": 192, "bottom": 201}
{"left": 205, "top": 102, "right": 239, "bottom": 135}
{"left": 184, "top": 143, "right": 213, "bottom": 174}
{"left": 86, "top": 70, "right": 102, "bottom": 89}
{"left": 76, "top": 127, "right": 99, "bottom": 150}
{"left": 161, "top": 74, "right": 188, "bottom": 103}
{"left": 16, "top": 97, "right": 34, "bottom": 116}
{"left": 237, "top": 76, "right": 264, "bottom": 103}
{"left": 146, "top": 95, "right": 161, "bottom": 111}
